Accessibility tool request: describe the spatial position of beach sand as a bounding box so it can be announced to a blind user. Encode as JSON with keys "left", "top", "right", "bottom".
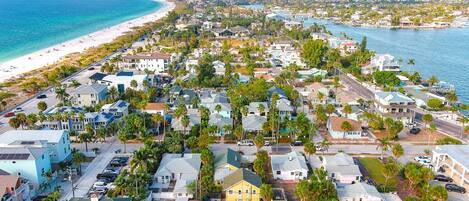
{"left": 0, "top": 0, "right": 175, "bottom": 83}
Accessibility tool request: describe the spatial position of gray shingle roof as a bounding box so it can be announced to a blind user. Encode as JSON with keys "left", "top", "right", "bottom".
{"left": 214, "top": 148, "right": 241, "bottom": 169}
{"left": 375, "top": 92, "right": 414, "bottom": 103}
{"left": 75, "top": 83, "right": 107, "bottom": 95}
{"left": 242, "top": 114, "right": 267, "bottom": 131}
{"left": 223, "top": 168, "right": 262, "bottom": 189}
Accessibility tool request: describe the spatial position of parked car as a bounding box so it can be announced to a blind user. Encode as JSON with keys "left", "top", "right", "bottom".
{"left": 292, "top": 141, "right": 303, "bottom": 146}
{"left": 36, "top": 94, "right": 47, "bottom": 99}
{"left": 434, "top": 174, "right": 453, "bottom": 182}
{"left": 445, "top": 183, "right": 466, "bottom": 194}
{"left": 97, "top": 173, "right": 117, "bottom": 181}
{"left": 264, "top": 141, "right": 271, "bottom": 146}
{"left": 93, "top": 181, "right": 108, "bottom": 191}
{"left": 409, "top": 127, "right": 421, "bottom": 134}
{"left": 414, "top": 156, "right": 431, "bottom": 163}
{"left": 3, "top": 112, "right": 15, "bottom": 118}
{"left": 237, "top": 140, "right": 254, "bottom": 146}
{"left": 315, "top": 144, "right": 325, "bottom": 151}
{"left": 13, "top": 107, "right": 23, "bottom": 113}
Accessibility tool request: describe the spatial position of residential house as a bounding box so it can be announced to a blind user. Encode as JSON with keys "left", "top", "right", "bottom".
{"left": 284, "top": 20, "right": 303, "bottom": 30}
{"left": 212, "top": 60, "right": 226, "bottom": 75}
{"left": 200, "top": 91, "right": 231, "bottom": 118}
{"left": 248, "top": 102, "right": 269, "bottom": 116}
{"left": 404, "top": 85, "right": 449, "bottom": 108}
{"left": 271, "top": 151, "right": 308, "bottom": 181}
{"left": 214, "top": 149, "right": 241, "bottom": 184}
{"left": 152, "top": 153, "right": 201, "bottom": 200}
{"left": 142, "top": 102, "right": 166, "bottom": 116}
{"left": 231, "top": 26, "right": 251, "bottom": 37}
{"left": 267, "top": 40, "right": 305, "bottom": 68}
{"left": 72, "top": 83, "right": 108, "bottom": 107}
{"left": 98, "top": 71, "right": 152, "bottom": 92}
{"left": 0, "top": 130, "right": 72, "bottom": 163}
{"left": 0, "top": 147, "right": 51, "bottom": 188}
{"left": 322, "top": 153, "right": 362, "bottom": 184}
{"left": 327, "top": 117, "right": 365, "bottom": 139}
{"left": 242, "top": 114, "right": 267, "bottom": 132}
{"left": 432, "top": 145, "right": 469, "bottom": 189}
{"left": 0, "top": 175, "right": 31, "bottom": 201}
{"left": 212, "top": 28, "right": 234, "bottom": 38}
{"left": 374, "top": 92, "right": 416, "bottom": 123}
{"left": 42, "top": 106, "right": 116, "bottom": 132}
{"left": 172, "top": 89, "right": 198, "bottom": 109}
{"left": 276, "top": 98, "right": 294, "bottom": 120}
{"left": 171, "top": 109, "right": 201, "bottom": 132}
{"left": 121, "top": 52, "right": 171, "bottom": 74}
{"left": 362, "top": 54, "right": 400, "bottom": 75}
{"left": 209, "top": 113, "right": 233, "bottom": 136}
{"left": 338, "top": 104, "right": 364, "bottom": 121}
{"left": 223, "top": 168, "right": 262, "bottom": 201}
{"left": 185, "top": 59, "right": 199, "bottom": 74}
{"left": 100, "top": 100, "right": 130, "bottom": 118}
{"left": 337, "top": 182, "right": 384, "bottom": 201}
{"left": 297, "top": 69, "right": 327, "bottom": 82}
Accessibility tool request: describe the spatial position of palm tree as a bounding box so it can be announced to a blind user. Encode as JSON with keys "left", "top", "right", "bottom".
{"left": 258, "top": 104, "right": 265, "bottom": 116}
{"left": 151, "top": 113, "right": 163, "bottom": 134}
{"left": 325, "top": 104, "right": 335, "bottom": 118}
{"left": 9, "top": 118, "right": 20, "bottom": 129}
{"left": 382, "top": 160, "right": 399, "bottom": 192}
{"left": 215, "top": 104, "right": 222, "bottom": 114}
{"left": 118, "top": 130, "right": 130, "bottom": 153}
{"left": 79, "top": 132, "right": 92, "bottom": 152}
{"left": 181, "top": 115, "right": 190, "bottom": 135}
{"left": 254, "top": 134, "right": 264, "bottom": 151}
{"left": 72, "top": 151, "right": 86, "bottom": 175}
{"left": 295, "top": 180, "right": 310, "bottom": 201}
{"left": 108, "top": 86, "right": 119, "bottom": 101}
{"left": 428, "top": 123, "right": 437, "bottom": 147}
{"left": 392, "top": 143, "right": 404, "bottom": 159}
{"left": 96, "top": 125, "right": 107, "bottom": 143}
{"left": 422, "top": 113, "right": 433, "bottom": 131}
{"left": 343, "top": 104, "right": 352, "bottom": 118}
{"left": 427, "top": 75, "right": 439, "bottom": 88}
{"left": 54, "top": 86, "right": 69, "bottom": 105}
{"left": 304, "top": 142, "right": 316, "bottom": 157}
{"left": 319, "top": 139, "right": 330, "bottom": 155}
{"left": 376, "top": 138, "right": 391, "bottom": 160}
{"left": 260, "top": 184, "right": 274, "bottom": 201}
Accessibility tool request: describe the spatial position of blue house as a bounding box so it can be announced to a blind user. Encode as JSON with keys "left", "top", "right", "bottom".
{"left": 0, "top": 147, "right": 52, "bottom": 188}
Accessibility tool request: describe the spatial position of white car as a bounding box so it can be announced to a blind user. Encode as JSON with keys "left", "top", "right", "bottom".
{"left": 414, "top": 156, "right": 431, "bottom": 163}
{"left": 93, "top": 181, "right": 109, "bottom": 191}
{"left": 237, "top": 140, "right": 254, "bottom": 146}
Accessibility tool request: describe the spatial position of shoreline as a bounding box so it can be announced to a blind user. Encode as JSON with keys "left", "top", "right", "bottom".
{"left": 0, "top": 0, "right": 175, "bottom": 83}
{"left": 313, "top": 17, "right": 468, "bottom": 30}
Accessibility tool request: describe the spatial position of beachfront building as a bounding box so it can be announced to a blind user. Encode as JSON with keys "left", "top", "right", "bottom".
{"left": 0, "top": 130, "right": 71, "bottom": 163}
{"left": 0, "top": 175, "right": 31, "bottom": 201}
{"left": 322, "top": 153, "right": 362, "bottom": 184}
{"left": 72, "top": 83, "right": 108, "bottom": 107}
{"left": 152, "top": 153, "right": 201, "bottom": 200}
{"left": 223, "top": 168, "right": 262, "bottom": 201}
{"left": 374, "top": 92, "right": 416, "bottom": 123}
{"left": 0, "top": 147, "right": 52, "bottom": 189}
{"left": 121, "top": 52, "right": 171, "bottom": 74}
{"left": 432, "top": 145, "right": 469, "bottom": 189}
{"left": 98, "top": 71, "right": 152, "bottom": 92}
{"left": 362, "top": 54, "right": 400, "bottom": 75}
{"left": 271, "top": 151, "right": 308, "bottom": 181}
{"left": 327, "top": 117, "right": 366, "bottom": 139}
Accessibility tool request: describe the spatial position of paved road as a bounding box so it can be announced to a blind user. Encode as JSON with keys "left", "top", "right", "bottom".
{"left": 60, "top": 141, "right": 142, "bottom": 201}
{"left": 339, "top": 74, "right": 466, "bottom": 142}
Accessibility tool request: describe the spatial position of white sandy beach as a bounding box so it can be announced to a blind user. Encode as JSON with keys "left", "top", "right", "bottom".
{"left": 0, "top": 0, "right": 175, "bottom": 83}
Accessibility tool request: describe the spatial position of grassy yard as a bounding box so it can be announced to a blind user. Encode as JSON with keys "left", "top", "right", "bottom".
{"left": 359, "top": 157, "right": 398, "bottom": 192}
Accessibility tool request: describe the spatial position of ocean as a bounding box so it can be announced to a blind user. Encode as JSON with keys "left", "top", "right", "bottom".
{"left": 0, "top": 0, "right": 162, "bottom": 63}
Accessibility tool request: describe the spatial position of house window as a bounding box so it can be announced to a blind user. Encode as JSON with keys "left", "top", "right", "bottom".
{"left": 228, "top": 190, "right": 233, "bottom": 194}
{"left": 252, "top": 190, "right": 256, "bottom": 194}
{"left": 276, "top": 171, "right": 281, "bottom": 175}
{"left": 246, "top": 190, "right": 249, "bottom": 193}
{"left": 291, "top": 172, "right": 294, "bottom": 175}
{"left": 238, "top": 190, "right": 242, "bottom": 195}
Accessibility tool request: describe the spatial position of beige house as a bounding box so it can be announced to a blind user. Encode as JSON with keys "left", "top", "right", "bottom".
{"left": 432, "top": 145, "right": 469, "bottom": 189}
{"left": 374, "top": 92, "right": 415, "bottom": 123}
{"left": 72, "top": 83, "right": 108, "bottom": 106}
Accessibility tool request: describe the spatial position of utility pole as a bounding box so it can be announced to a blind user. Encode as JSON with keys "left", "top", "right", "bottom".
{"left": 68, "top": 166, "right": 75, "bottom": 198}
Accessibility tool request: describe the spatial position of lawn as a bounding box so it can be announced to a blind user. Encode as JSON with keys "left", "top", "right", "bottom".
{"left": 359, "top": 157, "right": 398, "bottom": 192}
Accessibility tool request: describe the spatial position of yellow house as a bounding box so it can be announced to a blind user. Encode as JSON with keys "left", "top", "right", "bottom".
{"left": 223, "top": 168, "right": 262, "bottom": 201}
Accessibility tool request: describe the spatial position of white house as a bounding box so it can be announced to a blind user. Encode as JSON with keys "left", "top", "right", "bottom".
{"left": 374, "top": 92, "right": 415, "bottom": 124}
{"left": 152, "top": 153, "right": 201, "bottom": 200}
{"left": 212, "top": 60, "right": 226, "bottom": 75}
{"left": 362, "top": 54, "right": 400, "bottom": 75}
{"left": 337, "top": 182, "right": 384, "bottom": 201}
{"left": 327, "top": 117, "right": 366, "bottom": 139}
{"left": 322, "top": 153, "right": 362, "bottom": 184}
{"left": 99, "top": 71, "right": 151, "bottom": 93}
{"left": 432, "top": 145, "right": 469, "bottom": 189}
{"left": 271, "top": 151, "right": 308, "bottom": 181}
{"left": 122, "top": 52, "right": 171, "bottom": 74}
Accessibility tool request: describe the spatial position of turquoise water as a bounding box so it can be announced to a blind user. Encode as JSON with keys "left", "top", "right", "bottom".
{"left": 0, "top": 0, "right": 162, "bottom": 63}
{"left": 300, "top": 18, "right": 469, "bottom": 103}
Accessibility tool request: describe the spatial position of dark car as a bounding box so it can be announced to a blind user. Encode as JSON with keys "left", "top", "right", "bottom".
{"left": 37, "top": 94, "right": 47, "bottom": 99}
{"left": 97, "top": 173, "right": 117, "bottom": 181}
{"left": 434, "top": 174, "right": 453, "bottom": 182}
{"left": 292, "top": 141, "right": 303, "bottom": 146}
{"left": 3, "top": 112, "right": 15, "bottom": 118}
{"left": 409, "top": 127, "right": 421, "bottom": 134}
{"left": 88, "top": 67, "right": 95, "bottom": 70}
{"left": 445, "top": 183, "right": 466, "bottom": 194}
